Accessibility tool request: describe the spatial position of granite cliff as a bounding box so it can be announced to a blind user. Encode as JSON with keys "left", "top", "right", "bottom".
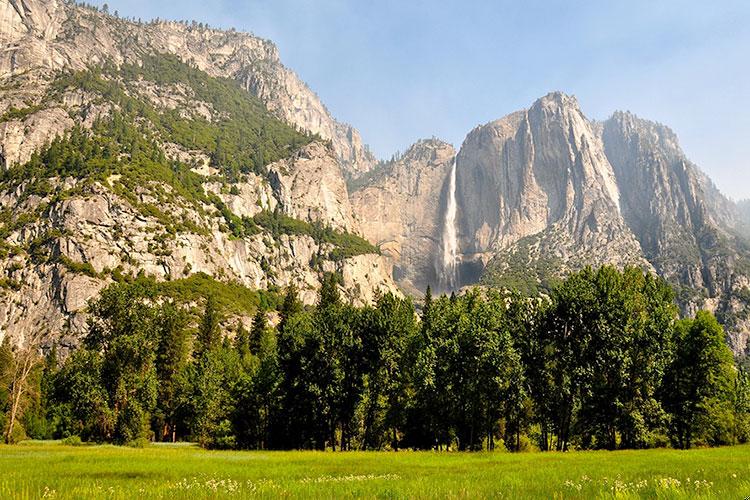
{"left": 1, "top": 0, "right": 748, "bottom": 356}
{"left": 352, "top": 93, "right": 750, "bottom": 354}
{"left": 0, "top": 0, "right": 395, "bottom": 349}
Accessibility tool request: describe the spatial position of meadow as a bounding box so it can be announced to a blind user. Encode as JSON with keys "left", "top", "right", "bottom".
{"left": 1, "top": 442, "right": 750, "bottom": 499}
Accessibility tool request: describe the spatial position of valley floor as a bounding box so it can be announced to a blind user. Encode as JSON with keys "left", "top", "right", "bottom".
{"left": 1, "top": 443, "right": 750, "bottom": 498}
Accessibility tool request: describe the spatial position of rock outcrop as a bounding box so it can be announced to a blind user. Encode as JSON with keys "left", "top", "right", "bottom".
{"left": 454, "top": 93, "right": 647, "bottom": 287}
{"left": 351, "top": 92, "right": 750, "bottom": 354}
{"left": 268, "top": 141, "right": 359, "bottom": 233}
{"left": 1, "top": 0, "right": 748, "bottom": 355}
{"left": 0, "top": 0, "right": 396, "bottom": 349}
{"left": 351, "top": 139, "right": 455, "bottom": 295}
{"left": 0, "top": 0, "right": 375, "bottom": 177}
{"left": 601, "top": 112, "right": 750, "bottom": 352}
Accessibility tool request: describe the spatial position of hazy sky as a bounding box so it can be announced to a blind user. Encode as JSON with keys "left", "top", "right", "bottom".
{"left": 94, "top": 0, "right": 750, "bottom": 200}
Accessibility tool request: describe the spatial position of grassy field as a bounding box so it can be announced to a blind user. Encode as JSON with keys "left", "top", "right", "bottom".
{"left": 1, "top": 442, "right": 750, "bottom": 499}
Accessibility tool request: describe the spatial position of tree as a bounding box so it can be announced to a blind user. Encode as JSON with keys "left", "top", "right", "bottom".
{"left": 53, "top": 349, "right": 113, "bottom": 441}
{"left": 196, "top": 294, "right": 221, "bottom": 356}
{"left": 531, "top": 266, "right": 678, "bottom": 451}
{"left": 250, "top": 308, "right": 267, "bottom": 355}
{"left": 662, "top": 311, "right": 737, "bottom": 448}
{"left": 272, "top": 311, "right": 319, "bottom": 449}
{"left": 359, "top": 293, "right": 417, "bottom": 450}
{"left": 184, "top": 345, "right": 240, "bottom": 448}
{"left": 85, "top": 282, "right": 159, "bottom": 443}
{"left": 3, "top": 331, "right": 43, "bottom": 444}
{"left": 234, "top": 324, "right": 279, "bottom": 449}
{"left": 154, "top": 303, "right": 189, "bottom": 442}
{"left": 21, "top": 345, "right": 59, "bottom": 440}
{"left": 278, "top": 284, "right": 302, "bottom": 333}
{"left": 234, "top": 321, "right": 251, "bottom": 362}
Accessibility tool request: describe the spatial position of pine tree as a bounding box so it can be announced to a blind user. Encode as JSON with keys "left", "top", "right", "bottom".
{"left": 196, "top": 295, "right": 221, "bottom": 355}
{"left": 250, "top": 309, "right": 267, "bottom": 355}
{"left": 278, "top": 284, "right": 302, "bottom": 333}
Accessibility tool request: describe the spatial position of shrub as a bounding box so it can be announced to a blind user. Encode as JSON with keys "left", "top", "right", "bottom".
{"left": 127, "top": 437, "right": 151, "bottom": 448}
{"left": 61, "top": 435, "right": 84, "bottom": 446}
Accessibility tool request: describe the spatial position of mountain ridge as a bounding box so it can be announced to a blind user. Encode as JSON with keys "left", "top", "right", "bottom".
{"left": 354, "top": 91, "right": 750, "bottom": 354}
{"left": 1, "top": 0, "right": 748, "bottom": 355}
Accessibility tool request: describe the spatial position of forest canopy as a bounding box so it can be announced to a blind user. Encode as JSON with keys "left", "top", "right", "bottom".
{"left": 3, "top": 266, "right": 748, "bottom": 451}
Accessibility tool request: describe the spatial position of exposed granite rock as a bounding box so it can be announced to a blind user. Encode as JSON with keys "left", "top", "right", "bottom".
{"left": 0, "top": 106, "right": 75, "bottom": 169}
{"left": 0, "top": 0, "right": 375, "bottom": 177}
{"left": 457, "top": 93, "right": 647, "bottom": 283}
{"left": 268, "top": 141, "right": 359, "bottom": 233}
{"left": 0, "top": 175, "right": 398, "bottom": 348}
{"left": 602, "top": 111, "right": 750, "bottom": 354}
{"left": 351, "top": 139, "right": 455, "bottom": 295}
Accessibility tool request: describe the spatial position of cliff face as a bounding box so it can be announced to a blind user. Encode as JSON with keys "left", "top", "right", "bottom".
{"left": 350, "top": 139, "right": 455, "bottom": 295}
{"left": 2, "top": 0, "right": 748, "bottom": 355}
{"left": 268, "top": 141, "right": 360, "bottom": 234}
{"left": 0, "top": 0, "right": 396, "bottom": 349}
{"left": 0, "top": 0, "right": 375, "bottom": 177}
{"left": 601, "top": 112, "right": 750, "bottom": 352}
{"left": 350, "top": 92, "right": 749, "bottom": 354}
{"left": 456, "top": 93, "right": 647, "bottom": 289}
{"left": 460, "top": 95, "right": 750, "bottom": 353}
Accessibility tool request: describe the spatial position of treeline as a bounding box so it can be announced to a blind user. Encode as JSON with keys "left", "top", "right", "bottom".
{"left": 2, "top": 266, "right": 749, "bottom": 450}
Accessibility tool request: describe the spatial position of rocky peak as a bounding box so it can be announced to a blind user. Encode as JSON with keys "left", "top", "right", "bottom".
{"left": 0, "top": 0, "right": 375, "bottom": 177}
{"left": 530, "top": 91, "right": 581, "bottom": 114}
{"left": 455, "top": 91, "right": 629, "bottom": 260}
{"left": 400, "top": 138, "right": 454, "bottom": 165}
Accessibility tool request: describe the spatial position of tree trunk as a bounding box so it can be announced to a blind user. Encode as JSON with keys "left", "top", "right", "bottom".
{"left": 5, "top": 343, "right": 37, "bottom": 444}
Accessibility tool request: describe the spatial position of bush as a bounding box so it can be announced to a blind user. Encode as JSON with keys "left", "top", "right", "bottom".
{"left": 61, "top": 435, "right": 84, "bottom": 446}
{"left": 127, "top": 437, "right": 151, "bottom": 448}
{"left": 202, "top": 420, "right": 236, "bottom": 450}
{"left": 6, "top": 423, "right": 27, "bottom": 444}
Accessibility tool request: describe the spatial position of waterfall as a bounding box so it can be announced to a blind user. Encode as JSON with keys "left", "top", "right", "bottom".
{"left": 441, "top": 159, "right": 459, "bottom": 290}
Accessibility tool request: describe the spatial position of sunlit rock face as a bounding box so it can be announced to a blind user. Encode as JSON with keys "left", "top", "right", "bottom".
{"left": 454, "top": 92, "right": 645, "bottom": 283}
{"left": 0, "top": 0, "right": 375, "bottom": 178}
{"left": 351, "top": 139, "right": 455, "bottom": 295}
{"left": 355, "top": 92, "right": 750, "bottom": 354}
{"left": 1, "top": 0, "right": 749, "bottom": 354}
{"left": 0, "top": 0, "right": 396, "bottom": 349}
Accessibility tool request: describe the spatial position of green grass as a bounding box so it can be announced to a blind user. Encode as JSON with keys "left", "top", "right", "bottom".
{"left": 1, "top": 442, "right": 750, "bottom": 498}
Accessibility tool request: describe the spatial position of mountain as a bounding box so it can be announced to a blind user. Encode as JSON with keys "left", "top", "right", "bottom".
{"left": 1, "top": 0, "right": 748, "bottom": 356}
{"left": 0, "top": 0, "right": 376, "bottom": 177}
{"left": 455, "top": 93, "right": 648, "bottom": 294}
{"left": 0, "top": 0, "right": 397, "bottom": 349}
{"left": 353, "top": 92, "right": 750, "bottom": 354}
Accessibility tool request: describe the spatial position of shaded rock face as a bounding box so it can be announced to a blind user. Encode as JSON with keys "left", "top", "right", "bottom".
{"left": 601, "top": 112, "right": 750, "bottom": 354}
{"left": 0, "top": 0, "right": 375, "bottom": 177}
{"left": 351, "top": 139, "right": 455, "bottom": 295}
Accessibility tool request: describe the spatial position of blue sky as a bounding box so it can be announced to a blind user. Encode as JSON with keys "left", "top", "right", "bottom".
{"left": 94, "top": 0, "right": 750, "bottom": 199}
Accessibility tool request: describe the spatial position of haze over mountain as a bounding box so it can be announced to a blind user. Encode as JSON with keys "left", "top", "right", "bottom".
{"left": 0, "top": 0, "right": 748, "bottom": 355}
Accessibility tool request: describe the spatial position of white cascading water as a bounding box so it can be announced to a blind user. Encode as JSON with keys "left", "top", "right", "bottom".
{"left": 441, "top": 159, "right": 459, "bottom": 290}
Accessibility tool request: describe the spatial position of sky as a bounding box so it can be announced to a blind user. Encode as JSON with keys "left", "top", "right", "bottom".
{"left": 93, "top": 0, "right": 750, "bottom": 200}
